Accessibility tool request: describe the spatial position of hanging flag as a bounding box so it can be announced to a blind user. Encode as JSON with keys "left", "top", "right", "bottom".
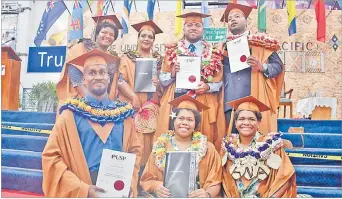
{"left": 314, "top": 0, "right": 326, "bottom": 42}
{"left": 257, "top": 0, "right": 267, "bottom": 33}
{"left": 147, "top": 0, "right": 156, "bottom": 20}
{"left": 96, "top": 0, "right": 104, "bottom": 16}
{"left": 201, "top": 0, "right": 210, "bottom": 27}
{"left": 175, "top": 0, "right": 182, "bottom": 37}
{"left": 287, "top": 0, "right": 296, "bottom": 36}
{"left": 103, "top": 0, "right": 111, "bottom": 15}
{"left": 34, "top": 0, "right": 66, "bottom": 47}
{"left": 121, "top": 0, "right": 134, "bottom": 37}
{"left": 68, "top": 0, "right": 84, "bottom": 42}
{"left": 337, "top": 0, "right": 342, "bottom": 9}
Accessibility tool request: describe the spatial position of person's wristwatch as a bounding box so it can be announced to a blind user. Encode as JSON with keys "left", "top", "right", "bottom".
{"left": 206, "top": 191, "right": 212, "bottom": 198}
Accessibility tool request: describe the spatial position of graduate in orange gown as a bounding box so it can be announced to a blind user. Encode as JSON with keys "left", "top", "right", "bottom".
{"left": 221, "top": 96, "right": 297, "bottom": 198}
{"left": 155, "top": 12, "right": 226, "bottom": 149}
{"left": 42, "top": 49, "right": 142, "bottom": 197}
{"left": 117, "top": 21, "right": 164, "bottom": 166}
{"left": 218, "top": 3, "right": 284, "bottom": 148}
{"left": 140, "top": 95, "right": 222, "bottom": 198}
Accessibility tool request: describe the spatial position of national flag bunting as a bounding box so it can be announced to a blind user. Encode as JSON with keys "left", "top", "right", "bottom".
{"left": 175, "top": 0, "right": 183, "bottom": 37}
{"left": 287, "top": 0, "right": 297, "bottom": 36}
{"left": 314, "top": 0, "right": 326, "bottom": 42}
{"left": 257, "top": 0, "right": 267, "bottom": 33}
{"left": 68, "top": 0, "right": 84, "bottom": 42}
{"left": 34, "top": 0, "right": 66, "bottom": 46}
{"left": 121, "top": 0, "right": 134, "bottom": 37}
{"left": 147, "top": 0, "right": 156, "bottom": 20}
{"left": 201, "top": 0, "right": 210, "bottom": 27}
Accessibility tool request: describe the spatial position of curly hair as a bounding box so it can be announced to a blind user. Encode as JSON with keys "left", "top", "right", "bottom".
{"left": 95, "top": 21, "right": 118, "bottom": 41}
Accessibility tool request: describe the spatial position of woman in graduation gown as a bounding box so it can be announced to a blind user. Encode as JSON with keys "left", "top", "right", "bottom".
{"left": 140, "top": 95, "right": 222, "bottom": 198}
{"left": 117, "top": 21, "right": 163, "bottom": 167}
{"left": 56, "top": 15, "right": 131, "bottom": 115}
{"left": 221, "top": 97, "right": 297, "bottom": 198}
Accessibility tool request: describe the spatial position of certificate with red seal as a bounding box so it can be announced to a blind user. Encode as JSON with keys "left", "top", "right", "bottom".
{"left": 226, "top": 35, "right": 251, "bottom": 73}
{"left": 96, "top": 149, "right": 136, "bottom": 198}
{"left": 176, "top": 56, "right": 201, "bottom": 89}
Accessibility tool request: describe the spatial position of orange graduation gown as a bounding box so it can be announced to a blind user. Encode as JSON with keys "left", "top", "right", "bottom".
{"left": 118, "top": 52, "right": 163, "bottom": 166}
{"left": 154, "top": 40, "right": 226, "bottom": 148}
{"left": 140, "top": 140, "right": 222, "bottom": 196}
{"left": 222, "top": 137, "right": 297, "bottom": 197}
{"left": 42, "top": 110, "right": 142, "bottom": 197}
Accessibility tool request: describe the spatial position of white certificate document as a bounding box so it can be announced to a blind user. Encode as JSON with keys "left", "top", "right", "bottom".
{"left": 226, "top": 35, "right": 251, "bottom": 73}
{"left": 96, "top": 149, "right": 136, "bottom": 198}
{"left": 176, "top": 56, "right": 201, "bottom": 89}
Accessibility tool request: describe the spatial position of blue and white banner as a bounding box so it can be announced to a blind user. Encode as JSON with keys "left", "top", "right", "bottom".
{"left": 28, "top": 46, "right": 66, "bottom": 73}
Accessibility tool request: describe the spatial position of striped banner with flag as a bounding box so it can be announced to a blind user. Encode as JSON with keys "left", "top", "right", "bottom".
{"left": 201, "top": 0, "right": 210, "bottom": 27}
{"left": 257, "top": 0, "right": 267, "bottom": 33}
{"left": 147, "top": 0, "right": 156, "bottom": 20}
{"left": 175, "top": 0, "right": 182, "bottom": 37}
{"left": 121, "top": 0, "right": 134, "bottom": 37}
{"left": 68, "top": 0, "right": 84, "bottom": 42}
{"left": 287, "top": 0, "right": 296, "bottom": 36}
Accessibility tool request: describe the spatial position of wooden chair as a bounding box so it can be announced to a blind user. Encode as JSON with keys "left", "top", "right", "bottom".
{"left": 278, "top": 82, "right": 294, "bottom": 118}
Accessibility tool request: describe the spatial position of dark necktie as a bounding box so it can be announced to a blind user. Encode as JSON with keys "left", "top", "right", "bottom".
{"left": 189, "top": 44, "right": 196, "bottom": 53}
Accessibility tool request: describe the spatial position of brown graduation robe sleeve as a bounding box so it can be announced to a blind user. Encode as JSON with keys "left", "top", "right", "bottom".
{"left": 42, "top": 110, "right": 142, "bottom": 197}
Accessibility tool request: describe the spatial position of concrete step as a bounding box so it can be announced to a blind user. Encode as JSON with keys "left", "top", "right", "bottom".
{"left": 295, "top": 165, "right": 342, "bottom": 187}
{"left": 278, "top": 119, "right": 342, "bottom": 134}
{"left": 282, "top": 133, "right": 342, "bottom": 149}
{"left": 1, "top": 166, "right": 43, "bottom": 194}
{"left": 1, "top": 128, "right": 50, "bottom": 137}
{"left": 298, "top": 186, "right": 342, "bottom": 198}
{"left": 1, "top": 111, "right": 56, "bottom": 124}
{"left": 2, "top": 121, "right": 54, "bottom": 130}
{"left": 2, "top": 134, "right": 48, "bottom": 152}
{"left": 1, "top": 149, "right": 42, "bottom": 170}
{"left": 286, "top": 148, "right": 342, "bottom": 165}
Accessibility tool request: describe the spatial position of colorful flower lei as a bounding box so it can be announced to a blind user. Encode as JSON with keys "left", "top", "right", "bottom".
{"left": 59, "top": 98, "right": 135, "bottom": 125}
{"left": 164, "top": 40, "right": 223, "bottom": 82}
{"left": 152, "top": 131, "right": 207, "bottom": 170}
{"left": 226, "top": 32, "right": 280, "bottom": 52}
{"left": 221, "top": 132, "right": 283, "bottom": 162}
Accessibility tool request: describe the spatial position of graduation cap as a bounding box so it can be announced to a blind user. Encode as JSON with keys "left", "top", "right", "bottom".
{"left": 131, "top": 20, "right": 163, "bottom": 34}
{"left": 220, "top": 3, "right": 253, "bottom": 22}
{"left": 92, "top": 15, "right": 123, "bottom": 29}
{"left": 177, "top": 12, "right": 211, "bottom": 24}
{"left": 169, "top": 94, "right": 209, "bottom": 112}
{"left": 67, "top": 49, "right": 119, "bottom": 69}
{"left": 226, "top": 96, "right": 270, "bottom": 137}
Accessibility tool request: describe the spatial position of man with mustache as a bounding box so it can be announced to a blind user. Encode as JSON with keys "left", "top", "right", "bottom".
{"left": 155, "top": 12, "right": 226, "bottom": 151}
{"left": 42, "top": 49, "right": 142, "bottom": 198}
{"left": 220, "top": 3, "right": 284, "bottom": 140}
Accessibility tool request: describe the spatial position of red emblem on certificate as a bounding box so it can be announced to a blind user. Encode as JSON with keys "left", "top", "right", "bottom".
{"left": 240, "top": 55, "right": 247, "bottom": 62}
{"left": 188, "top": 75, "right": 196, "bottom": 83}
{"left": 114, "top": 180, "right": 125, "bottom": 191}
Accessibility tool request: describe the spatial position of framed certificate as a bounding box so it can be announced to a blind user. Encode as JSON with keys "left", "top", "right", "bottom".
{"left": 134, "top": 58, "right": 157, "bottom": 93}
{"left": 164, "top": 151, "right": 197, "bottom": 198}
{"left": 96, "top": 149, "right": 136, "bottom": 198}
{"left": 176, "top": 56, "right": 201, "bottom": 90}
{"left": 226, "top": 35, "right": 251, "bottom": 73}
